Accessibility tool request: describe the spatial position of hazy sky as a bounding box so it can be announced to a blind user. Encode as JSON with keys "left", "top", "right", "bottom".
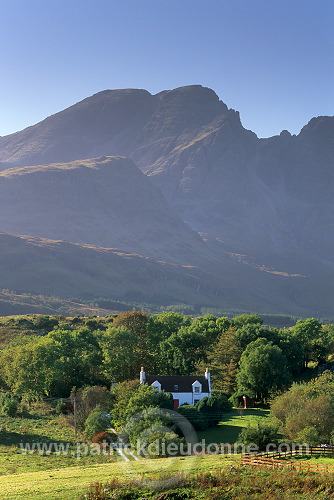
{"left": 1, "top": 0, "right": 333, "bottom": 138}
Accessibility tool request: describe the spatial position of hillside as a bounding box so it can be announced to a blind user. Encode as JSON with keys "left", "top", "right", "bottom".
{"left": 0, "top": 231, "right": 332, "bottom": 318}
{"left": 0, "top": 156, "right": 205, "bottom": 264}
{"left": 0, "top": 231, "right": 230, "bottom": 309}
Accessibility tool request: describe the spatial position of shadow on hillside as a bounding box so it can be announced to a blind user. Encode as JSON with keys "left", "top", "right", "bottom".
{"left": 0, "top": 430, "right": 73, "bottom": 448}
{"left": 197, "top": 424, "right": 244, "bottom": 444}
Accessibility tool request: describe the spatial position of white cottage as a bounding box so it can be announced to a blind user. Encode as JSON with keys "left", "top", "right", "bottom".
{"left": 140, "top": 367, "right": 212, "bottom": 408}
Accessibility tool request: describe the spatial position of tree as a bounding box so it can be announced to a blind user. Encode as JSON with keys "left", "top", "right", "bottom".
{"left": 122, "top": 407, "right": 181, "bottom": 457}
{"left": 203, "top": 327, "right": 242, "bottom": 394}
{"left": 158, "top": 328, "right": 208, "bottom": 375}
{"left": 187, "top": 314, "right": 221, "bottom": 346}
{"left": 276, "top": 329, "right": 305, "bottom": 375}
{"left": 0, "top": 336, "right": 61, "bottom": 396}
{"left": 113, "top": 311, "right": 150, "bottom": 368}
{"left": 235, "top": 338, "right": 291, "bottom": 401}
{"left": 111, "top": 381, "right": 173, "bottom": 427}
{"left": 196, "top": 394, "right": 232, "bottom": 426}
{"left": 70, "top": 385, "right": 112, "bottom": 430}
{"left": 46, "top": 328, "right": 104, "bottom": 395}
{"left": 147, "top": 312, "right": 188, "bottom": 345}
{"left": 0, "top": 393, "right": 18, "bottom": 416}
{"left": 271, "top": 371, "right": 334, "bottom": 443}
{"left": 0, "top": 327, "right": 104, "bottom": 397}
{"left": 100, "top": 326, "right": 140, "bottom": 382}
{"left": 292, "top": 318, "right": 324, "bottom": 367}
{"left": 231, "top": 314, "right": 262, "bottom": 330}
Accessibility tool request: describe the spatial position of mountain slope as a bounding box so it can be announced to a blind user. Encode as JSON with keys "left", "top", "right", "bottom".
{"left": 0, "top": 156, "right": 205, "bottom": 264}
{"left": 1, "top": 231, "right": 331, "bottom": 317}
{"left": 0, "top": 86, "right": 333, "bottom": 316}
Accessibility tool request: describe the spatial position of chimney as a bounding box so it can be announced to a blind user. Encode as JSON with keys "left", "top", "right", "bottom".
{"left": 140, "top": 366, "right": 146, "bottom": 384}
{"left": 205, "top": 367, "right": 211, "bottom": 393}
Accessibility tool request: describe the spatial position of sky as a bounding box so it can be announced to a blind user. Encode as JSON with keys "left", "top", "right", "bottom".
{"left": 0, "top": 0, "right": 333, "bottom": 138}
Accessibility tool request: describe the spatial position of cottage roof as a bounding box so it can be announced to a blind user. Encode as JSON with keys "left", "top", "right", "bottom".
{"left": 146, "top": 375, "right": 209, "bottom": 393}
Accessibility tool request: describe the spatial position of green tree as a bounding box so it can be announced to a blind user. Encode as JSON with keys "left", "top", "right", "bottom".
{"left": 231, "top": 314, "right": 262, "bottom": 330}
{"left": 187, "top": 314, "right": 221, "bottom": 346}
{"left": 113, "top": 311, "right": 150, "bottom": 368}
{"left": 235, "top": 338, "right": 291, "bottom": 401}
{"left": 158, "top": 328, "right": 208, "bottom": 375}
{"left": 293, "top": 318, "right": 324, "bottom": 367}
{"left": 46, "top": 328, "right": 103, "bottom": 395}
{"left": 100, "top": 326, "right": 139, "bottom": 382}
{"left": 276, "top": 329, "right": 305, "bottom": 375}
{"left": 111, "top": 381, "right": 173, "bottom": 427}
{"left": 0, "top": 394, "right": 18, "bottom": 416}
{"left": 203, "top": 327, "right": 242, "bottom": 394}
{"left": 0, "top": 327, "right": 104, "bottom": 397}
{"left": 122, "top": 407, "right": 181, "bottom": 457}
{"left": 196, "top": 394, "right": 232, "bottom": 426}
{"left": 0, "top": 336, "right": 61, "bottom": 396}
{"left": 147, "top": 312, "right": 189, "bottom": 345}
{"left": 70, "top": 385, "right": 112, "bottom": 430}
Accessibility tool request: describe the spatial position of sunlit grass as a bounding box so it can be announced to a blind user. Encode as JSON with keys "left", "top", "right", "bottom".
{"left": 0, "top": 453, "right": 238, "bottom": 500}
{"left": 197, "top": 408, "right": 270, "bottom": 445}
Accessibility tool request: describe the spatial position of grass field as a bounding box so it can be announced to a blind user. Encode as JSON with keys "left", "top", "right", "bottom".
{"left": 0, "top": 402, "right": 115, "bottom": 475}
{"left": 290, "top": 455, "right": 334, "bottom": 465}
{"left": 197, "top": 408, "right": 270, "bottom": 445}
{"left": 0, "top": 453, "right": 238, "bottom": 500}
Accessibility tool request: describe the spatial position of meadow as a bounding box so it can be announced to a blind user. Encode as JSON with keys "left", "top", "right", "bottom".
{"left": 1, "top": 404, "right": 333, "bottom": 500}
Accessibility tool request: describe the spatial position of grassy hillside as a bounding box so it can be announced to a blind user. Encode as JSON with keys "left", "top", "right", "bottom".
{"left": 0, "top": 232, "right": 232, "bottom": 310}
{"left": 1, "top": 231, "right": 331, "bottom": 318}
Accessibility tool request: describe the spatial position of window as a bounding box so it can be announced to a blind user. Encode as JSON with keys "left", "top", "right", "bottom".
{"left": 174, "top": 384, "right": 179, "bottom": 391}
{"left": 194, "top": 386, "right": 200, "bottom": 393}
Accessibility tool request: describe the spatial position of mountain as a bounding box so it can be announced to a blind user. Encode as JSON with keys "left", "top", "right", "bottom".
{"left": 0, "top": 156, "right": 206, "bottom": 264}
{"left": 0, "top": 85, "right": 333, "bottom": 317}
{"left": 1, "top": 85, "right": 333, "bottom": 265}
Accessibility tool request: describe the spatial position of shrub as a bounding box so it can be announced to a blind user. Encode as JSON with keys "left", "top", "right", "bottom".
{"left": 297, "top": 426, "right": 320, "bottom": 446}
{"left": 84, "top": 405, "right": 109, "bottom": 440}
{"left": 91, "top": 431, "right": 111, "bottom": 449}
{"left": 176, "top": 405, "right": 209, "bottom": 431}
{"left": 55, "top": 399, "right": 68, "bottom": 415}
{"left": 196, "top": 394, "right": 232, "bottom": 426}
{"left": 238, "top": 422, "right": 281, "bottom": 450}
{"left": 1, "top": 394, "right": 18, "bottom": 416}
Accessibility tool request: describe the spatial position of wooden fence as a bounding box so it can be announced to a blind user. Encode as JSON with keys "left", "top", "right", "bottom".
{"left": 241, "top": 454, "right": 334, "bottom": 474}
{"left": 256, "top": 446, "right": 334, "bottom": 459}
